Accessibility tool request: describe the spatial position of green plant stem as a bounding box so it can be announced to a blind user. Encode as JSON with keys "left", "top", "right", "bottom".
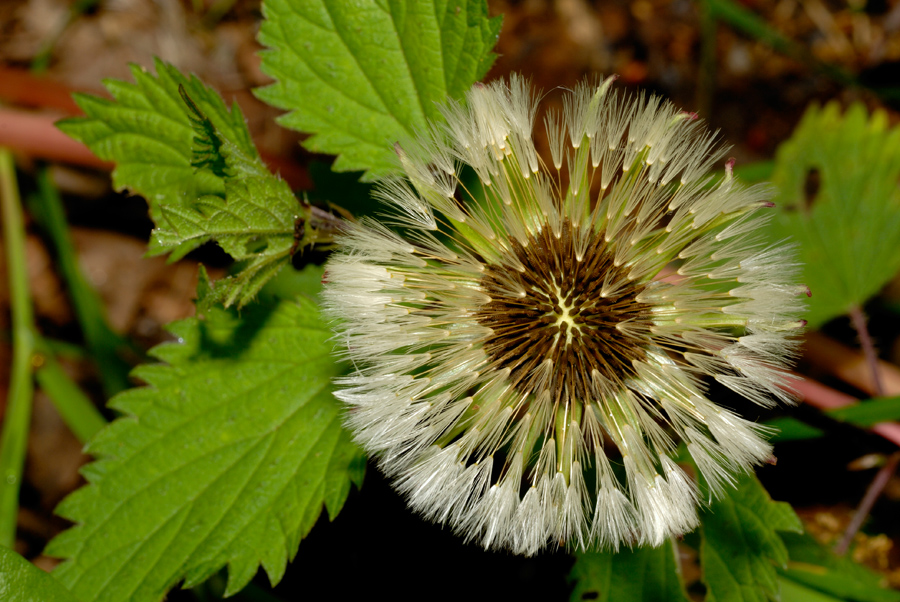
{"left": 29, "top": 168, "right": 134, "bottom": 397}
{"left": 0, "top": 149, "right": 34, "bottom": 547}
{"left": 33, "top": 342, "right": 106, "bottom": 444}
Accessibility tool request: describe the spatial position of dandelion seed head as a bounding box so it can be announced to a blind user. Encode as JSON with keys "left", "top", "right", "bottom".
{"left": 323, "top": 74, "right": 804, "bottom": 555}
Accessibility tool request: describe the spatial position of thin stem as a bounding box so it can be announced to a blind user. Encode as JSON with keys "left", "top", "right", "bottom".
{"left": 834, "top": 451, "right": 900, "bottom": 556}
{"left": 307, "top": 204, "right": 347, "bottom": 244}
{"left": 849, "top": 305, "right": 885, "bottom": 397}
{"left": 30, "top": 167, "right": 134, "bottom": 397}
{"left": 33, "top": 341, "right": 107, "bottom": 444}
{"left": 0, "top": 149, "right": 34, "bottom": 547}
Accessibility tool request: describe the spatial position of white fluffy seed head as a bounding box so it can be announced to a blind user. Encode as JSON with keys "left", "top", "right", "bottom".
{"left": 322, "top": 75, "right": 804, "bottom": 555}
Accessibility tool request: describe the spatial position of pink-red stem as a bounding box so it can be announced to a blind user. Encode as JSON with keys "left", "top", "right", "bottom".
{"left": 833, "top": 451, "right": 900, "bottom": 556}
{"left": 849, "top": 305, "right": 886, "bottom": 397}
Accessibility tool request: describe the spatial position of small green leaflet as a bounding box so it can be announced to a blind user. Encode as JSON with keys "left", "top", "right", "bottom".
{"left": 568, "top": 540, "right": 690, "bottom": 602}
{"left": 173, "top": 88, "right": 301, "bottom": 309}
{"left": 779, "top": 532, "right": 900, "bottom": 602}
{"left": 45, "top": 297, "right": 365, "bottom": 602}
{"left": 766, "top": 102, "right": 900, "bottom": 328}
{"left": 0, "top": 547, "right": 81, "bottom": 602}
{"left": 256, "top": 0, "right": 502, "bottom": 181}
{"left": 58, "top": 59, "right": 306, "bottom": 307}
{"left": 58, "top": 58, "right": 258, "bottom": 259}
{"left": 700, "top": 471, "right": 803, "bottom": 602}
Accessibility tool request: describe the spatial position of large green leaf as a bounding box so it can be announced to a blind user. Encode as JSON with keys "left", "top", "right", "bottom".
{"left": 766, "top": 102, "right": 900, "bottom": 328}
{"left": 45, "top": 296, "right": 365, "bottom": 601}
{"left": 568, "top": 540, "right": 691, "bottom": 602}
{"left": 256, "top": 0, "right": 502, "bottom": 181}
{"left": 0, "top": 547, "right": 82, "bottom": 602}
{"left": 700, "top": 472, "right": 803, "bottom": 602}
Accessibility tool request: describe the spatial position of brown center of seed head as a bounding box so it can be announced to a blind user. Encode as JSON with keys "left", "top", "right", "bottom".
{"left": 474, "top": 220, "right": 651, "bottom": 404}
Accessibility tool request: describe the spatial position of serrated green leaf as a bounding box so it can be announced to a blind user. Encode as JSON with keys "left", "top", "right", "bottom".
{"left": 58, "top": 58, "right": 257, "bottom": 257}
{"left": 568, "top": 539, "right": 691, "bottom": 602}
{"left": 779, "top": 532, "right": 900, "bottom": 602}
{"left": 179, "top": 85, "right": 231, "bottom": 178}
{"left": 59, "top": 59, "right": 317, "bottom": 307}
{"left": 766, "top": 101, "right": 900, "bottom": 328}
{"left": 157, "top": 91, "right": 301, "bottom": 309}
{"left": 256, "top": 0, "right": 502, "bottom": 181}
{"left": 700, "top": 471, "right": 803, "bottom": 602}
{"left": 46, "top": 297, "right": 365, "bottom": 601}
{"left": 0, "top": 547, "right": 82, "bottom": 602}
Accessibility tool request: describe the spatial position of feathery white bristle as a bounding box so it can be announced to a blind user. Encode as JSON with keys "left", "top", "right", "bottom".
{"left": 323, "top": 75, "right": 803, "bottom": 555}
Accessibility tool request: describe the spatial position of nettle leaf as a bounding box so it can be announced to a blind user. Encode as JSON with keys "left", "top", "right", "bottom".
{"left": 767, "top": 102, "right": 900, "bottom": 328}
{"left": 700, "top": 472, "right": 803, "bottom": 602}
{"left": 256, "top": 0, "right": 502, "bottom": 181}
{"left": 0, "top": 546, "right": 82, "bottom": 602}
{"left": 58, "top": 58, "right": 258, "bottom": 259}
{"left": 46, "top": 297, "right": 365, "bottom": 601}
{"left": 568, "top": 540, "right": 691, "bottom": 602}
{"left": 779, "top": 532, "right": 900, "bottom": 602}
{"left": 59, "top": 60, "right": 311, "bottom": 307}
{"left": 168, "top": 88, "right": 302, "bottom": 308}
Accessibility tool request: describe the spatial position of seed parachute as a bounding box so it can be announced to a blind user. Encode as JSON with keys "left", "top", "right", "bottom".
{"left": 323, "top": 75, "right": 805, "bottom": 555}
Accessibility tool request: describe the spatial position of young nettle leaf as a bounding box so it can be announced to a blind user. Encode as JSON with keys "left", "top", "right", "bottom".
{"left": 568, "top": 540, "right": 691, "bottom": 602}
{"left": 45, "top": 297, "right": 365, "bottom": 602}
{"left": 164, "top": 87, "right": 304, "bottom": 309}
{"left": 181, "top": 85, "right": 231, "bottom": 178}
{"left": 256, "top": 0, "right": 502, "bottom": 181}
{"left": 766, "top": 102, "right": 900, "bottom": 328}
{"left": 58, "top": 58, "right": 258, "bottom": 259}
{"left": 58, "top": 59, "right": 332, "bottom": 308}
{"left": 0, "top": 546, "right": 82, "bottom": 602}
{"left": 700, "top": 472, "right": 803, "bottom": 602}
